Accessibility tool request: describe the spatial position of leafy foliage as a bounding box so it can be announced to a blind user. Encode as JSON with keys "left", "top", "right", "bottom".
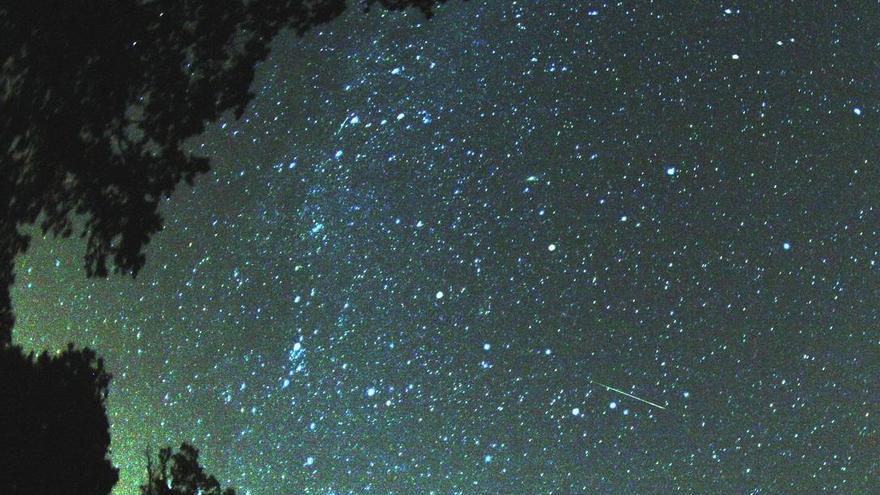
{"left": 0, "top": 343, "right": 117, "bottom": 495}
{"left": 141, "top": 443, "right": 235, "bottom": 495}
{"left": 0, "top": 0, "right": 450, "bottom": 343}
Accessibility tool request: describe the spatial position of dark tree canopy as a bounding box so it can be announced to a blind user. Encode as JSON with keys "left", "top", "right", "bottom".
{"left": 141, "top": 443, "right": 235, "bottom": 495}
{"left": 0, "top": 0, "right": 449, "bottom": 343}
{"left": 0, "top": 343, "right": 117, "bottom": 495}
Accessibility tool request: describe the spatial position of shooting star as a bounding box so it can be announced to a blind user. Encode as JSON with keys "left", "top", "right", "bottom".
{"left": 590, "top": 380, "right": 667, "bottom": 410}
{"left": 334, "top": 117, "right": 349, "bottom": 136}
{"left": 334, "top": 113, "right": 361, "bottom": 136}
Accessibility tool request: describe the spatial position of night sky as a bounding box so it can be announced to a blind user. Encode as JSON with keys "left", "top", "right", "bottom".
{"left": 11, "top": 2, "right": 880, "bottom": 494}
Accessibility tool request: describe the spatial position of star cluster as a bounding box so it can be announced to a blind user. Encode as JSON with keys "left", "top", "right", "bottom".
{"left": 12, "top": 2, "right": 879, "bottom": 494}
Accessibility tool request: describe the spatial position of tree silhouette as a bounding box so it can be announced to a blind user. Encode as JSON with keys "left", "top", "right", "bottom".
{"left": 0, "top": 0, "right": 450, "bottom": 344}
{"left": 141, "top": 443, "right": 235, "bottom": 495}
{"left": 0, "top": 343, "right": 117, "bottom": 495}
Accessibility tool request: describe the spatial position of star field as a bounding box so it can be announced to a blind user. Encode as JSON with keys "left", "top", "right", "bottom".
{"left": 11, "top": 2, "right": 879, "bottom": 494}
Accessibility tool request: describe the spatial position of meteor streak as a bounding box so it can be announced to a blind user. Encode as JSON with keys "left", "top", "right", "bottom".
{"left": 590, "top": 380, "right": 667, "bottom": 410}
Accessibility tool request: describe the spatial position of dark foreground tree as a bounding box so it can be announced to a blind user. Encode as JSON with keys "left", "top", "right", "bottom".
{"left": 0, "top": 0, "right": 451, "bottom": 343}
{"left": 141, "top": 443, "right": 235, "bottom": 495}
{"left": 0, "top": 343, "right": 117, "bottom": 495}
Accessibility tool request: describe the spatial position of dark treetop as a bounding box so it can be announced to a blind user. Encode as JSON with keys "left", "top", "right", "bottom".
{"left": 141, "top": 443, "right": 235, "bottom": 495}
{"left": 0, "top": 343, "right": 116, "bottom": 495}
